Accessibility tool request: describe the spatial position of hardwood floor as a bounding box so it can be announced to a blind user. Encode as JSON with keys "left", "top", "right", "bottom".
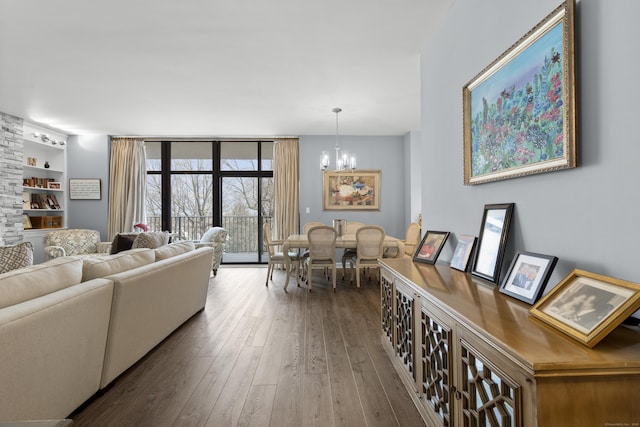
{"left": 70, "top": 266, "right": 426, "bottom": 427}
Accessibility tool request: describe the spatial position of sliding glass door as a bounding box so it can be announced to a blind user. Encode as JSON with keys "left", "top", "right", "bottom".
{"left": 145, "top": 140, "right": 273, "bottom": 263}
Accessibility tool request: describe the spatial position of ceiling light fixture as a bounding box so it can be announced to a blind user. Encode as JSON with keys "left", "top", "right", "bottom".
{"left": 321, "top": 107, "right": 356, "bottom": 171}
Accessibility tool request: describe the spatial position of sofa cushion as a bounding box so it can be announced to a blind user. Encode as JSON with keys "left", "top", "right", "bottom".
{"left": 154, "top": 241, "right": 195, "bottom": 261}
{"left": 111, "top": 232, "right": 139, "bottom": 254}
{"left": 0, "top": 242, "right": 34, "bottom": 274}
{"left": 0, "top": 257, "right": 83, "bottom": 309}
{"left": 131, "top": 231, "right": 170, "bottom": 249}
{"left": 82, "top": 248, "right": 155, "bottom": 281}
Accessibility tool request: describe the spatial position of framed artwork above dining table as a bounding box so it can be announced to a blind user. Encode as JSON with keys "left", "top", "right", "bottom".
{"left": 322, "top": 169, "right": 380, "bottom": 211}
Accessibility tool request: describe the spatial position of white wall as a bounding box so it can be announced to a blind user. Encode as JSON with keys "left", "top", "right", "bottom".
{"left": 420, "top": 0, "right": 640, "bottom": 300}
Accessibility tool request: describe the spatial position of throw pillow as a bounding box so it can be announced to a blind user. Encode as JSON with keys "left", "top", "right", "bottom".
{"left": 131, "top": 231, "right": 170, "bottom": 249}
{"left": 154, "top": 240, "right": 195, "bottom": 261}
{"left": 111, "top": 232, "right": 139, "bottom": 254}
{"left": 0, "top": 242, "right": 34, "bottom": 274}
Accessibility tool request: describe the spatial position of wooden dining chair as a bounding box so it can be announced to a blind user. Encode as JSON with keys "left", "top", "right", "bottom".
{"left": 264, "top": 222, "right": 301, "bottom": 288}
{"left": 385, "top": 222, "right": 421, "bottom": 258}
{"left": 349, "top": 225, "right": 385, "bottom": 289}
{"left": 299, "top": 222, "right": 325, "bottom": 281}
{"left": 341, "top": 221, "right": 365, "bottom": 279}
{"left": 306, "top": 225, "right": 337, "bottom": 292}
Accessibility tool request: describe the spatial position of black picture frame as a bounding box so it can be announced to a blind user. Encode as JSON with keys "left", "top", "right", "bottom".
{"left": 450, "top": 235, "right": 477, "bottom": 272}
{"left": 499, "top": 251, "right": 558, "bottom": 304}
{"left": 471, "top": 203, "right": 514, "bottom": 284}
{"left": 413, "top": 230, "right": 450, "bottom": 265}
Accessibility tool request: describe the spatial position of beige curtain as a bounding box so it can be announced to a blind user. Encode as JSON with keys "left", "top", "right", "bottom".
{"left": 107, "top": 138, "right": 146, "bottom": 240}
{"left": 273, "top": 138, "right": 299, "bottom": 242}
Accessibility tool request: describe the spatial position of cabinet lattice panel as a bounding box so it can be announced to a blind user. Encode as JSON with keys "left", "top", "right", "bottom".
{"left": 460, "top": 342, "right": 520, "bottom": 427}
{"left": 421, "top": 311, "right": 451, "bottom": 426}
{"left": 394, "top": 290, "right": 413, "bottom": 376}
{"left": 381, "top": 276, "right": 393, "bottom": 345}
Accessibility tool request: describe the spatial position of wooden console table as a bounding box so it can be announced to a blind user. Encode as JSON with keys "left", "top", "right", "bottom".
{"left": 379, "top": 257, "right": 640, "bottom": 427}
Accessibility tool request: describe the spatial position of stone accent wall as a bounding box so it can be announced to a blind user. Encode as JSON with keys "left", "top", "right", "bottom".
{"left": 0, "top": 112, "right": 24, "bottom": 245}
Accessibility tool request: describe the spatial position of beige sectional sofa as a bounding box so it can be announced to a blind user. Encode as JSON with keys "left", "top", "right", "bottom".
{"left": 0, "top": 242, "right": 214, "bottom": 421}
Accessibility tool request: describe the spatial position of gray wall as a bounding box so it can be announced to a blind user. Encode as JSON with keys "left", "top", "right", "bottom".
{"left": 66, "top": 135, "right": 110, "bottom": 240}
{"left": 420, "top": 0, "right": 640, "bottom": 299}
{"left": 299, "top": 135, "right": 408, "bottom": 239}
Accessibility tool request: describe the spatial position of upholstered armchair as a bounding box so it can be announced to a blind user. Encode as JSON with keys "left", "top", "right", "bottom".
{"left": 43, "top": 229, "right": 111, "bottom": 258}
{"left": 193, "top": 227, "right": 228, "bottom": 276}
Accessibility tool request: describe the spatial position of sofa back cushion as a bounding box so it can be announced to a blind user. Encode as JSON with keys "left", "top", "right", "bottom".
{"left": 131, "top": 231, "right": 170, "bottom": 249}
{"left": 44, "top": 229, "right": 101, "bottom": 255}
{"left": 82, "top": 248, "right": 155, "bottom": 281}
{"left": 0, "top": 257, "right": 83, "bottom": 309}
{"left": 154, "top": 241, "right": 195, "bottom": 261}
{"left": 0, "top": 242, "right": 34, "bottom": 274}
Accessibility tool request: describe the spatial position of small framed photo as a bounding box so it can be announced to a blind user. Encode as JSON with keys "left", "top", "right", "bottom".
{"left": 47, "top": 182, "right": 61, "bottom": 190}
{"left": 450, "top": 235, "right": 477, "bottom": 272}
{"left": 471, "top": 203, "right": 514, "bottom": 284}
{"left": 499, "top": 251, "right": 558, "bottom": 304}
{"left": 530, "top": 269, "right": 640, "bottom": 348}
{"left": 413, "top": 231, "right": 450, "bottom": 265}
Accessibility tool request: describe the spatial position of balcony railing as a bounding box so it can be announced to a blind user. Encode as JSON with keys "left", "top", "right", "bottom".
{"left": 146, "top": 215, "right": 271, "bottom": 253}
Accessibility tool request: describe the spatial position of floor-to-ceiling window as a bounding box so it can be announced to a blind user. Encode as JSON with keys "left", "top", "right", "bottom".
{"left": 145, "top": 140, "right": 273, "bottom": 263}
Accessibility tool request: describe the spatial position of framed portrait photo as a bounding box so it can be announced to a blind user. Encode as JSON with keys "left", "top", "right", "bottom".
{"left": 530, "top": 269, "right": 640, "bottom": 348}
{"left": 463, "top": 0, "right": 577, "bottom": 185}
{"left": 413, "top": 231, "right": 450, "bottom": 265}
{"left": 471, "top": 203, "right": 514, "bottom": 284}
{"left": 499, "top": 251, "right": 558, "bottom": 304}
{"left": 450, "top": 235, "right": 477, "bottom": 272}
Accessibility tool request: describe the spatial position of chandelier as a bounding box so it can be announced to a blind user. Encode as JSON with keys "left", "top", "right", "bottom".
{"left": 321, "top": 107, "right": 356, "bottom": 171}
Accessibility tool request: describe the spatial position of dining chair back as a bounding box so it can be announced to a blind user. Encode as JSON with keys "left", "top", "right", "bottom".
{"left": 350, "top": 225, "right": 386, "bottom": 289}
{"left": 403, "top": 222, "right": 422, "bottom": 256}
{"left": 341, "top": 221, "right": 365, "bottom": 279}
{"left": 264, "top": 222, "right": 300, "bottom": 288}
{"left": 306, "top": 225, "right": 338, "bottom": 291}
{"left": 303, "top": 221, "right": 325, "bottom": 234}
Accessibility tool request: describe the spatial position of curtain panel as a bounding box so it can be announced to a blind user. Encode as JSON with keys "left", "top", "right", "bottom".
{"left": 107, "top": 138, "right": 146, "bottom": 240}
{"left": 273, "top": 138, "right": 299, "bottom": 244}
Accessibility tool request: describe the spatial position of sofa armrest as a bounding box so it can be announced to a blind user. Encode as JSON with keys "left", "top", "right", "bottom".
{"left": 96, "top": 242, "right": 113, "bottom": 254}
{"left": 44, "top": 245, "right": 66, "bottom": 258}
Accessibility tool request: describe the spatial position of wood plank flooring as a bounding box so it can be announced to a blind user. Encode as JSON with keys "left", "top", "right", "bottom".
{"left": 70, "top": 266, "right": 426, "bottom": 427}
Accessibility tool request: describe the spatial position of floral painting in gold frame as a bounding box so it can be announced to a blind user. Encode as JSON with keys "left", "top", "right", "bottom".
{"left": 463, "top": 0, "right": 577, "bottom": 185}
{"left": 323, "top": 170, "right": 380, "bottom": 211}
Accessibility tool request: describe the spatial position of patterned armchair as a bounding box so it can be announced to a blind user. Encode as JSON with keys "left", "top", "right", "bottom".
{"left": 43, "top": 229, "right": 111, "bottom": 258}
{"left": 193, "top": 227, "right": 228, "bottom": 276}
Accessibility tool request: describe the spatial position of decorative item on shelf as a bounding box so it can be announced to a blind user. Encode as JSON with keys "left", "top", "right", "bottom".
{"left": 44, "top": 161, "right": 50, "bottom": 169}
{"left": 471, "top": 203, "right": 515, "bottom": 284}
{"left": 499, "top": 251, "right": 558, "bottom": 304}
{"left": 22, "top": 214, "right": 32, "bottom": 230}
{"left": 32, "top": 132, "right": 66, "bottom": 146}
{"left": 450, "top": 234, "right": 477, "bottom": 272}
{"left": 26, "top": 157, "right": 37, "bottom": 166}
{"left": 320, "top": 107, "right": 356, "bottom": 171}
{"left": 413, "top": 230, "right": 450, "bottom": 265}
{"left": 530, "top": 268, "right": 640, "bottom": 348}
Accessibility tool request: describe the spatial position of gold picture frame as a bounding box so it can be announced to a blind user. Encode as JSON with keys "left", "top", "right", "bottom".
{"left": 322, "top": 170, "right": 380, "bottom": 211}
{"left": 463, "top": 0, "right": 577, "bottom": 184}
{"left": 530, "top": 269, "right": 640, "bottom": 348}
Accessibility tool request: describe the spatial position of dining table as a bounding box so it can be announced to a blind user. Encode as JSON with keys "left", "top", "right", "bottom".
{"left": 281, "top": 233, "right": 405, "bottom": 291}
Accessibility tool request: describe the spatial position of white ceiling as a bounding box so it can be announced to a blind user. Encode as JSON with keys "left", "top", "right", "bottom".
{"left": 1, "top": 0, "right": 449, "bottom": 137}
